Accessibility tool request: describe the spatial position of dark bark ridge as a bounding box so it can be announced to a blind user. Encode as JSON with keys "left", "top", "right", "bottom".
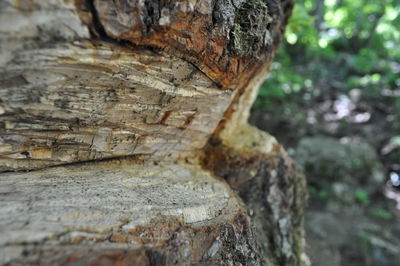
{"left": 88, "top": 0, "right": 293, "bottom": 88}
{"left": 203, "top": 142, "right": 307, "bottom": 265}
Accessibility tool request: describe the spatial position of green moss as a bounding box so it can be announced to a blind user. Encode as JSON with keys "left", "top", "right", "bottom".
{"left": 231, "top": 0, "right": 273, "bottom": 57}
{"left": 293, "top": 223, "right": 306, "bottom": 266}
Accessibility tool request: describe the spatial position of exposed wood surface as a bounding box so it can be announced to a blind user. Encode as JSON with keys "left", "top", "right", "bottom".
{"left": 1, "top": 0, "right": 237, "bottom": 171}
{"left": 0, "top": 0, "right": 294, "bottom": 171}
{"left": 0, "top": 0, "right": 308, "bottom": 265}
{"left": 0, "top": 40, "right": 232, "bottom": 171}
{"left": 0, "top": 160, "right": 264, "bottom": 265}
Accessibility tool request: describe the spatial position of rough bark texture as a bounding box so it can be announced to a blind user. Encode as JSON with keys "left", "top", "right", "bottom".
{"left": 90, "top": 0, "right": 293, "bottom": 87}
{"left": 204, "top": 142, "right": 307, "bottom": 265}
{"left": 0, "top": 0, "right": 307, "bottom": 265}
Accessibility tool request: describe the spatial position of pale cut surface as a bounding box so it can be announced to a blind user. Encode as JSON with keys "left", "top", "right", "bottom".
{"left": 0, "top": 0, "right": 233, "bottom": 171}
{"left": 0, "top": 41, "right": 232, "bottom": 171}
{"left": 0, "top": 160, "right": 243, "bottom": 264}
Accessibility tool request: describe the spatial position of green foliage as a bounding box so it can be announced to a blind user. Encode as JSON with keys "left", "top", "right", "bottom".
{"left": 309, "top": 187, "right": 329, "bottom": 199}
{"left": 285, "top": 4, "right": 317, "bottom": 45}
{"left": 255, "top": 0, "right": 400, "bottom": 117}
{"left": 355, "top": 188, "right": 370, "bottom": 205}
{"left": 371, "top": 208, "right": 393, "bottom": 220}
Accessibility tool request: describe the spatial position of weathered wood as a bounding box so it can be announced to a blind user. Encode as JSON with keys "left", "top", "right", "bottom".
{"left": 92, "top": 0, "right": 294, "bottom": 87}
{"left": 0, "top": 137, "right": 307, "bottom": 266}
{"left": 202, "top": 73, "right": 307, "bottom": 264}
{"left": 0, "top": 0, "right": 236, "bottom": 171}
{"left": 203, "top": 131, "right": 307, "bottom": 265}
{"left": 0, "top": 0, "right": 308, "bottom": 265}
{"left": 0, "top": 0, "right": 293, "bottom": 172}
{"left": 0, "top": 160, "right": 263, "bottom": 265}
{"left": 0, "top": 40, "right": 232, "bottom": 171}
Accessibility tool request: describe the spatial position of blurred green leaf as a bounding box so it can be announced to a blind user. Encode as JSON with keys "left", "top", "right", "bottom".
{"left": 371, "top": 208, "right": 393, "bottom": 220}
{"left": 355, "top": 189, "right": 370, "bottom": 205}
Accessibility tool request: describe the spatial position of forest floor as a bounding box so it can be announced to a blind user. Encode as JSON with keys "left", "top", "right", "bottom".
{"left": 251, "top": 89, "right": 400, "bottom": 266}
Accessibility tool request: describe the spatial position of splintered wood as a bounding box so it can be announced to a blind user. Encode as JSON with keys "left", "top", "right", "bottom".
{"left": 0, "top": 0, "right": 292, "bottom": 171}
{"left": 0, "top": 0, "right": 307, "bottom": 265}
{"left": 0, "top": 0, "right": 235, "bottom": 171}
{"left": 0, "top": 41, "right": 232, "bottom": 171}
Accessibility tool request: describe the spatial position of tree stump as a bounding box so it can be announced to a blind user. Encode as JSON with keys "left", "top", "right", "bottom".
{"left": 0, "top": 0, "right": 307, "bottom": 265}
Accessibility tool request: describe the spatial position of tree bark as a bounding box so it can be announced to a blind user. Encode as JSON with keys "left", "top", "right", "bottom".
{"left": 0, "top": 0, "right": 307, "bottom": 265}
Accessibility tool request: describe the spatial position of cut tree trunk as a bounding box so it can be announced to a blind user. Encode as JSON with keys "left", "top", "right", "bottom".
{"left": 0, "top": 0, "right": 307, "bottom": 265}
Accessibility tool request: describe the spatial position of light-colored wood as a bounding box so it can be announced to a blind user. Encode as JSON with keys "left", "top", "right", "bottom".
{"left": 0, "top": 160, "right": 246, "bottom": 265}
{"left": 0, "top": 0, "right": 237, "bottom": 171}
{"left": 0, "top": 40, "right": 232, "bottom": 171}
{"left": 0, "top": 0, "right": 308, "bottom": 265}
{"left": 0, "top": 0, "right": 294, "bottom": 171}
